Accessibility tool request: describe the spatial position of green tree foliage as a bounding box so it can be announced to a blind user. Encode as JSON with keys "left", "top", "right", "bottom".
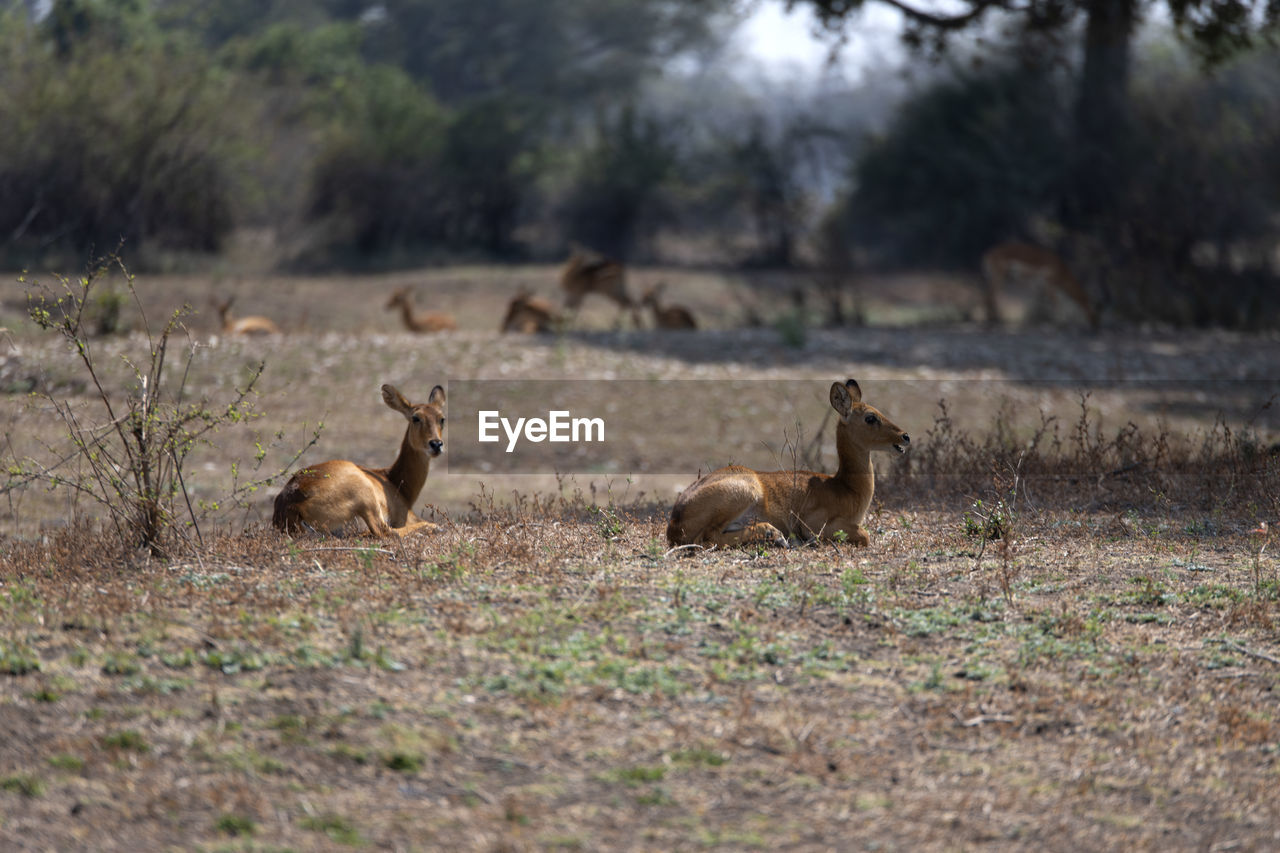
{"left": 558, "top": 105, "right": 676, "bottom": 259}
{"left": 307, "top": 66, "right": 451, "bottom": 255}
{"left": 151, "top": 0, "right": 734, "bottom": 260}
{"left": 152, "top": 0, "right": 341, "bottom": 48}
{"left": 437, "top": 97, "right": 540, "bottom": 255}
{"left": 840, "top": 62, "right": 1071, "bottom": 269}
{"left": 218, "top": 20, "right": 367, "bottom": 92}
{"left": 832, "top": 40, "right": 1280, "bottom": 325}
{"left": 156, "top": 0, "right": 733, "bottom": 110}
{"left": 353, "top": 0, "right": 730, "bottom": 108}
{"left": 717, "top": 116, "right": 838, "bottom": 268}
{"left": 794, "top": 0, "right": 1280, "bottom": 230}
{"left": 0, "top": 12, "right": 250, "bottom": 262}
{"left": 1106, "top": 47, "right": 1280, "bottom": 326}
{"left": 43, "top": 0, "right": 156, "bottom": 57}
{"left": 304, "top": 67, "right": 541, "bottom": 259}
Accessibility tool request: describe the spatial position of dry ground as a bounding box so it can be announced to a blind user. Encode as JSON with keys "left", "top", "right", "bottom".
{"left": 1, "top": 265, "right": 1278, "bottom": 851}
{"left": 1, "top": 508, "right": 1278, "bottom": 851}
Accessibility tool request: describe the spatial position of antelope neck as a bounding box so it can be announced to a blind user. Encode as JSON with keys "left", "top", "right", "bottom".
{"left": 833, "top": 426, "right": 875, "bottom": 490}
{"left": 386, "top": 433, "right": 429, "bottom": 503}
{"left": 396, "top": 301, "right": 417, "bottom": 326}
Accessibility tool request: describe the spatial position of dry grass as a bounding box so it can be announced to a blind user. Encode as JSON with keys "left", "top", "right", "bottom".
{"left": 1, "top": 502, "right": 1278, "bottom": 850}
{"left": 1, "top": 265, "right": 1279, "bottom": 850}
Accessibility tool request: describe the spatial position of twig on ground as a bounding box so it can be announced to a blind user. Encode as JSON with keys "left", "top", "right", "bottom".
{"left": 290, "top": 546, "right": 396, "bottom": 556}
{"left": 1224, "top": 641, "right": 1280, "bottom": 666}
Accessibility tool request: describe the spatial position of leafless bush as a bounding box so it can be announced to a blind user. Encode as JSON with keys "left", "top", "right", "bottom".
{"left": 5, "top": 253, "right": 318, "bottom": 558}
{"left": 899, "top": 392, "right": 1279, "bottom": 520}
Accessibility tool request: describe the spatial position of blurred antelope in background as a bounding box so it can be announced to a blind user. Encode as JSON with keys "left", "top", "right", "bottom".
{"left": 640, "top": 284, "right": 697, "bottom": 330}
{"left": 501, "top": 288, "right": 562, "bottom": 333}
{"left": 667, "top": 379, "right": 909, "bottom": 549}
{"left": 981, "top": 242, "right": 1098, "bottom": 329}
{"left": 559, "top": 244, "right": 641, "bottom": 327}
{"left": 273, "top": 384, "right": 446, "bottom": 538}
{"left": 386, "top": 287, "right": 457, "bottom": 333}
{"left": 215, "top": 298, "right": 280, "bottom": 336}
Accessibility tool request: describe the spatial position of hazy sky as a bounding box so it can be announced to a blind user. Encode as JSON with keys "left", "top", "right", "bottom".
{"left": 736, "top": 0, "right": 904, "bottom": 77}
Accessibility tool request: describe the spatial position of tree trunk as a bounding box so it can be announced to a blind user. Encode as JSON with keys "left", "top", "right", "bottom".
{"left": 1064, "top": 0, "right": 1138, "bottom": 228}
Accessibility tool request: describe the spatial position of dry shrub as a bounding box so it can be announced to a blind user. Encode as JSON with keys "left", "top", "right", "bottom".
{"left": 897, "top": 393, "right": 1279, "bottom": 518}
{"left": 7, "top": 254, "right": 319, "bottom": 561}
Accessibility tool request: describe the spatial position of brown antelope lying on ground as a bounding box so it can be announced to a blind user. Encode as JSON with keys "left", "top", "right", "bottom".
{"left": 560, "top": 245, "right": 641, "bottom": 327}
{"left": 667, "top": 379, "right": 909, "bottom": 549}
{"left": 980, "top": 241, "right": 1098, "bottom": 329}
{"left": 215, "top": 298, "right": 280, "bottom": 336}
{"left": 273, "top": 384, "right": 446, "bottom": 538}
{"left": 501, "top": 288, "right": 562, "bottom": 333}
{"left": 640, "top": 284, "right": 697, "bottom": 330}
{"left": 386, "top": 287, "right": 457, "bottom": 333}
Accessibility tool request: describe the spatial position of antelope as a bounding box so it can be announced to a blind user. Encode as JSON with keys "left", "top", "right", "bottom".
{"left": 501, "top": 288, "right": 562, "bottom": 333}
{"left": 981, "top": 242, "right": 1098, "bottom": 329}
{"left": 273, "top": 384, "right": 446, "bottom": 538}
{"left": 559, "top": 245, "right": 641, "bottom": 327}
{"left": 667, "top": 379, "right": 908, "bottom": 549}
{"left": 640, "top": 284, "right": 698, "bottom": 330}
{"left": 386, "top": 288, "right": 457, "bottom": 333}
{"left": 215, "top": 298, "right": 280, "bottom": 336}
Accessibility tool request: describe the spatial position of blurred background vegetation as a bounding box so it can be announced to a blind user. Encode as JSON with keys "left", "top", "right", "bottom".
{"left": 2, "top": 0, "right": 1279, "bottom": 327}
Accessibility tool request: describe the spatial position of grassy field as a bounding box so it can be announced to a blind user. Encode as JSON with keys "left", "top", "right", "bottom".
{"left": 1, "top": 264, "right": 1279, "bottom": 850}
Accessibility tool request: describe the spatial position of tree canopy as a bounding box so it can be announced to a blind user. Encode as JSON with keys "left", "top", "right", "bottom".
{"left": 793, "top": 0, "right": 1280, "bottom": 227}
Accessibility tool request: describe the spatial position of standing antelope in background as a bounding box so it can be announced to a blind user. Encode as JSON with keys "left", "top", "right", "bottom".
{"left": 667, "top": 379, "right": 909, "bottom": 549}
{"left": 501, "top": 288, "right": 562, "bottom": 333}
{"left": 386, "top": 287, "right": 458, "bottom": 333}
{"left": 215, "top": 298, "right": 280, "bottom": 336}
{"left": 273, "top": 384, "right": 446, "bottom": 538}
{"left": 981, "top": 242, "right": 1098, "bottom": 329}
{"left": 640, "top": 284, "right": 698, "bottom": 330}
{"left": 559, "top": 245, "right": 641, "bottom": 327}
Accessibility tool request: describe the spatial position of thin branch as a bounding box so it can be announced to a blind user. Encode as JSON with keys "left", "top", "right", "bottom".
{"left": 292, "top": 547, "right": 396, "bottom": 556}
{"left": 888, "top": 0, "right": 1016, "bottom": 29}
{"left": 1224, "top": 641, "right": 1280, "bottom": 667}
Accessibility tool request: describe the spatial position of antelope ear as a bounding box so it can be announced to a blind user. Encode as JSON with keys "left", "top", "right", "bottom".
{"left": 830, "top": 382, "right": 853, "bottom": 419}
{"left": 427, "top": 384, "right": 446, "bottom": 406}
{"left": 844, "top": 379, "right": 862, "bottom": 403}
{"left": 382, "top": 384, "right": 412, "bottom": 415}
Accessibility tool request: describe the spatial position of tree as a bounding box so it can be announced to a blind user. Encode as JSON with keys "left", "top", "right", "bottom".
{"left": 352, "top": 0, "right": 736, "bottom": 108}
{"left": 43, "top": 0, "right": 155, "bottom": 58}
{"left": 839, "top": 60, "right": 1072, "bottom": 270}
{"left": 558, "top": 104, "right": 676, "bottom": 259}
{"left": 306, "top": 66, "right": 451, "bottom": 255}
{"left": 437, "top": 97, "right": 541, "bottom": 255}
{"left": 0, "top": 13, "right": 249, "bottom": 261}
{"left": 793, "top": 0, "right": 1280, "bottom": 230}
{"left": 724, "top": 117, "right": 809, "bottom": 267}
{"left": 1103, "top": 44, "right": 1280, "bottom": 326}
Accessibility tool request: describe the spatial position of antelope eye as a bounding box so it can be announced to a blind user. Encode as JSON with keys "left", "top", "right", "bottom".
{"left": 864, "top": 414, "right": 878, "bottom": 425}
{"left": 439, "top": 417, "right": 446, "bottom": 426}
{"left": 412, "top": 415, "right": 422, "bottom": 424}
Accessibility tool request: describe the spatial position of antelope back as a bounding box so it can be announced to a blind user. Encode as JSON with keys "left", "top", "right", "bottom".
{"left": 561, "top": 249, "right": 628, "bottom": 307}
